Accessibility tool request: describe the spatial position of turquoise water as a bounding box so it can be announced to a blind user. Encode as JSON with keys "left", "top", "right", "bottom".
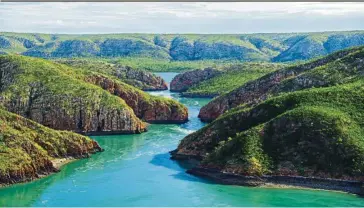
{"left": 0, "top": 72, "right": 364, "bottom": 206}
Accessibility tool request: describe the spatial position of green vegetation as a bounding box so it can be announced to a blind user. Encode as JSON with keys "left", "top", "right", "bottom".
{"left": 0, "top": 107, "right": 100, "bottom": 185}
{"left": 0, "top": 55, "right": 134, "bottom": 114}
{"left": 195, "top": 80, "right": 364, "bottom": 179}
{"left": 183, "top": 63, "right": 284, "bottom": 97}
{"left": 0, "top": 55, "right": 187, "bottom": 132}
{"left": 114, "top": 57, "right": 245, "bottom": 72}
{"left": 176, "top": 46, "right": 364, "bottom": 179}
{"left": 2, "top": 31, "right": 364, "bottom": 63}
{"left": 55, "top": 59, "right": 168, "bottom": 90}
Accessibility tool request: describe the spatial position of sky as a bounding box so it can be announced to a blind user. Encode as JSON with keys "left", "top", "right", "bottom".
{"left": 1, "top": 2, "right": 364, "bottom": 34}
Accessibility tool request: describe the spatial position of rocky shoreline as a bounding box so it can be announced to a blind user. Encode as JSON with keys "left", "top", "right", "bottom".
{"left": 170, "top": 151, "right": 364, "bottom": 196}
{"left": 187, "top": 167, "right": 364, "bottom": 196}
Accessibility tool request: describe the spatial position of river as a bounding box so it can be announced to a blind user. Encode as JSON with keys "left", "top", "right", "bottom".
{"left": 0, "top": 73, "right": 363, "bottom": 206}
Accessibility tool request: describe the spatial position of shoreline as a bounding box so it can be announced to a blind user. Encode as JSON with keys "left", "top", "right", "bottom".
{"left": 187, "top": 167, "right": 364, "bottom": 196}
{"left": 170, "top": 151, "right": 364, "bottom": 196}
{"left": 52, "top": 157, "right": 76, "bottom": 169}
{"left": 0, "top": 157, "right": 79, "bottom": 188}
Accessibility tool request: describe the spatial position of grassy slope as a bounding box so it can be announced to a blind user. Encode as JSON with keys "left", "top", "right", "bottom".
{"left": 0, "top": 107, "right": 101, "bottom": 185}
{"left": 201, "top": 81, "right": 364, "bottom": 179}
{"left": 0, "top": 55, "right": 135, "bottom": 115}
{"left": 183, "top": 63, "right": 285, "bottom": 97}
{"left": 198, "top": 46, "right": 364, "bottom": 121}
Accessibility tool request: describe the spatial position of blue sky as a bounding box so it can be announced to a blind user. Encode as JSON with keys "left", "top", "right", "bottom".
{"left": 1, "top": 2, "right": 364, "bottom": 34}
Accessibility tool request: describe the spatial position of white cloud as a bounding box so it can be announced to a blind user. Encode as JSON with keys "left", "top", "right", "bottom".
{"left": 0, "top": 2, "right": 364, "bottom": 34}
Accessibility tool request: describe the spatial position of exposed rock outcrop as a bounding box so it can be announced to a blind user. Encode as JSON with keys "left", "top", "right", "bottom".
{"left": 0, "top": 108, "right": 102, "bottom": 186}
{"left": 85, "top": 74, "right": 188, "bottom": 123}
{"left": 170, "top": 68, "right": 222, "bottom": 92}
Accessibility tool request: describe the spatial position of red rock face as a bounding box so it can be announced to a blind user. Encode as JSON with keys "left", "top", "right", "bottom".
{"left": 86, "top": 75, "right": 188, "bottom": 124}
{"left": 170, "top": 68, "right": 222, "bottom": 92}
{"left": 198, "top": 49, "right": 356, "bottom": 122}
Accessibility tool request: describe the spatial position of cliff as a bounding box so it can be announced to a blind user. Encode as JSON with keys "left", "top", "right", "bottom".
{"left": 0, "top": 108, "right": 102, "bottom": 186}
{"left": 199, "top": 46, "right": 364, "bottom": 121}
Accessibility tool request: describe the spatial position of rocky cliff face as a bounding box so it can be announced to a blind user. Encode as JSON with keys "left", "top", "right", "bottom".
{"left": 85, "top": 74, "right": 188, "bottom": 123}
{"left": 58, "top": 60, "right": 168, "bottom": 91}
{"left": 0, "top": 55, "right": 147, "bottom": 134}
{"left": 0, "top": 108, "right": 102, "bottom": 186}
{"left": 170, "top": 68, "right": 222, "bottom": 92}
{"left": 198, "top": 47, "right": 362, "bottom": 122}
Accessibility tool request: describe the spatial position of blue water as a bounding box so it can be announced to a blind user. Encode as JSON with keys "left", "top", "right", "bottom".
{"left": 0, "top": 73, "right": 363, "bottom": 206}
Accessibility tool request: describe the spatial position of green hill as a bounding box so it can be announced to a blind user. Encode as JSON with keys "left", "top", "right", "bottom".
{"left": 1, "top": 31, "right": 364, "bottom": 63}
{"left": 172, "top": 46, "right": 364, "bottom": 182}
{"left": 0, "top": 107, "right": 102, "bottom": 186}
{"left": 174, "top": 78, "right": 364, "bottom": 180}
{"left": 199, "top": 46, "right": 364, "bottom": 121}
{"left": 180, "top": 63, "right": 284, "bottom": 98}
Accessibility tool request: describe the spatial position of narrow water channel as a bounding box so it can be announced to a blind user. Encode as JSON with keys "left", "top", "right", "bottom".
{"left": 0, "top": 73, "right": 363, "bottom": 207}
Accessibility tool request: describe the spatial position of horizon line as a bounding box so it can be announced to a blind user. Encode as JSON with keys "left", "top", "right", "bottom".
{"left": 1, "top": 29, "right": 364, "bottom": 36}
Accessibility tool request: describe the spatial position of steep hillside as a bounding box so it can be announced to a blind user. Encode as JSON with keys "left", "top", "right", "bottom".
{"left": 0, "top": 55, "right": 188, "bottom": 134}
{"left": 0, "top": 108, "right": 102, "bottom": 185}
{"left": 57, "top": 59, "right": 168, "bottom": 91}
{"left": 1, "top": 31, "right": 364, "bottom": 62}
{"left": 199, "top": 46, "right": 364, "bottom": 121}
{"left": 170, "top": 63, "right": 283, "bottom": 98}
{"left": 172, "top": 79, "right": 364, "bottom": 182}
